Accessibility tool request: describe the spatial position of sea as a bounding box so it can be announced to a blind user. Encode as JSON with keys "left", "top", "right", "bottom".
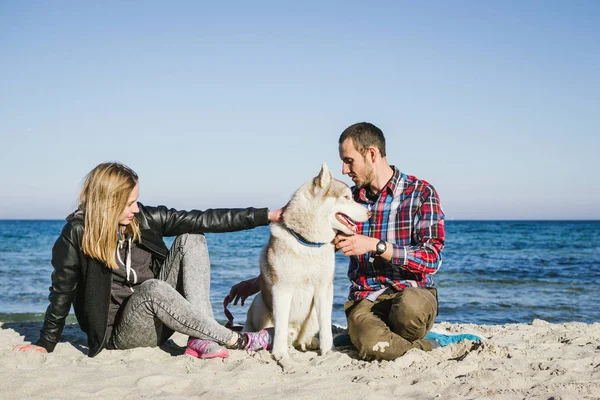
{"left": 1, "top": 220, "right": 599, "bottom": 326}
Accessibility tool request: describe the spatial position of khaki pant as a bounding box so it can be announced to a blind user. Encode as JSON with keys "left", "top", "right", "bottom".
{"left": 344, "top": 287, "right": 438, "bottom": 361}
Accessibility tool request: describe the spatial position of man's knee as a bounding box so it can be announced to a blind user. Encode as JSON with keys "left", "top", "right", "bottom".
{"left": 389, "top": 288, "right": 437, "bottom": 339}
{"left": 349, "top": 317, "right": 412, "bottom": 360}
{"left": 394, "top": 288, "right": 436, "bottom": 317}
{"left": 348, "top": 322, "right": 383, "bottom": 360}
{"left": 347, "top": 300, "right": 391, "bottom": 360}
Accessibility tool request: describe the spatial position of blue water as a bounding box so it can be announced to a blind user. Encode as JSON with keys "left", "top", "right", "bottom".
{"left": 1, "top": 220, "right": 599, "bottom": 326}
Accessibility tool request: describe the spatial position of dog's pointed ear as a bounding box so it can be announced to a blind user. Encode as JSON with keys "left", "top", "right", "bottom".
{"left": 315, "top": 162, "right": 332, "bottom": 189}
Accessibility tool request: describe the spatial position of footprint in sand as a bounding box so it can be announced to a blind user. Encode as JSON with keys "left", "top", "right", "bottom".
{"left": 136, "top": 375, "right": 193, "bottom": 394}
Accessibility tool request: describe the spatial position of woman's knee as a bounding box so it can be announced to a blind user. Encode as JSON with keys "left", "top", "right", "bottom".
{"left": 135, "top": 279, "right": 176, "bottom": 301}
{"left": 138, "top": 278, "right": 165, "bottom": 292}
{"left": 173, "top": 233, "right": 207, "bottom": 248}
{"left": 172, "top": 234, "right": 209, "bottom": 263}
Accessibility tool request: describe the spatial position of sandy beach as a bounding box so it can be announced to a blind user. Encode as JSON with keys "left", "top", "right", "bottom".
{"left": 2, "top": 320, "right": 599, "bottom": 399}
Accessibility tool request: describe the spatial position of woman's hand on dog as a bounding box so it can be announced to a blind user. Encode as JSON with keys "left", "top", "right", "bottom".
{"left": 268, "top": 208, "right": 284, "bottom": 223}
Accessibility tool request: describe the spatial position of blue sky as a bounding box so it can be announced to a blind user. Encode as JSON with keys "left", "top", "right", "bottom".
{"left": 1, "top": 1, "right": 598, "bottom": 220}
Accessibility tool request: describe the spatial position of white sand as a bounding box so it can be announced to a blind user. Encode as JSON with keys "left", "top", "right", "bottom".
{"left": 2, "top": 320, "right": 599, "bottom": 399}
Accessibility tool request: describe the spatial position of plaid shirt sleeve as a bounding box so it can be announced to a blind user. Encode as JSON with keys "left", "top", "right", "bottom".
{"left": 391, "top": 184, "right": 445, "bottom": 275}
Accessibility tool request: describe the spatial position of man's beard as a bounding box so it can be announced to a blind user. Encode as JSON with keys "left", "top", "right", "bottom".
{"left": 354, "top": 164, "right": 376, "bottom": 189}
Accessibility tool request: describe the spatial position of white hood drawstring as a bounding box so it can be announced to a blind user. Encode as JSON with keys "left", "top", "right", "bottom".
{"left": 117, "top": 236, "right": 137, "bottom": 292}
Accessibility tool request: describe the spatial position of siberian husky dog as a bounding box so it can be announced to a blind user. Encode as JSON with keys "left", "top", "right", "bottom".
{"left": 244, "top": 163, "right": 369, "bottom": 359}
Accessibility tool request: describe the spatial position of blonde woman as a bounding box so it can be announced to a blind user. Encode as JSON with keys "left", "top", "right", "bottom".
{"left": 15, "top": 162, "right": 282, "bottom": 358}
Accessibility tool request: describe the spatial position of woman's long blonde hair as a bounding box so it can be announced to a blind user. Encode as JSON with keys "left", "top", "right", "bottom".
{"left": 79, "top": 162, "right": 141, "bottom": 270}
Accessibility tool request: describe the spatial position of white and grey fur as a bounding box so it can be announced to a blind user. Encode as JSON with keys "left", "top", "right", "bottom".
{"left": 244, "top": 163, "right": 369, "bottom": 359}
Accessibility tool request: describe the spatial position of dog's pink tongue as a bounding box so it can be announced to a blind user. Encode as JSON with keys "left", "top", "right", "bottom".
{"left": 337, "top": 213, "right": 357, "bottom": 232}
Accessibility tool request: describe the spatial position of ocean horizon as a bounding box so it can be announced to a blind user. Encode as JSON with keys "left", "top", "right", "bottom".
{"left": 1, "top": 219, "right": 599, "bottom": 326}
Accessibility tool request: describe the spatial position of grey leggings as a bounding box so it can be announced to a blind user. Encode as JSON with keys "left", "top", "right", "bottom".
{"left": 110, "top": 234, "right": 235, "bottom": 350}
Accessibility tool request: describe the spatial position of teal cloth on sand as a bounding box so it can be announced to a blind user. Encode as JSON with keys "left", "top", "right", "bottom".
{"left": 424, "top": 331, "right": 481, "bottom": 346}
{"left": 333, "top": 331, "right": 481, "bottom": 348}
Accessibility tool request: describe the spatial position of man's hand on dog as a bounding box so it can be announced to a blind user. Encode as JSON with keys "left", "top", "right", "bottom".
{"left": 224, "top": 275, "right": 261, "bottom": 307}
{"left": 334, "top": 233, "right": 379, "bottom": 256}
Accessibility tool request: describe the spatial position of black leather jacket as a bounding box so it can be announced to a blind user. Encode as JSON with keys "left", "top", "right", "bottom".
{"left": 35, "top": 203, "right": 269, "bottom": 357}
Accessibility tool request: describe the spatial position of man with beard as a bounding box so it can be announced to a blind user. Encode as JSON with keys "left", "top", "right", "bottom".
{"left": 226, "top": 122, "right": 479, "bottom": 361}
{"left": 333, "top": 122, "right": 448, "bottom": 360}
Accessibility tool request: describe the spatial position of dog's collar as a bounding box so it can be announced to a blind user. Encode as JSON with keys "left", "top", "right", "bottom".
{"left": 286, "top": 227, "right": 326, "bottom": 248}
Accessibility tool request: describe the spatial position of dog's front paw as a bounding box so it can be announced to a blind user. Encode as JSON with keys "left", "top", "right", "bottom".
{"left": 271, "top": 344, "right": 290, "bottom": 361}
{"left": 319, "top": 347, "right": 332, "bottom": 356}
{"left": 319, "top": 340, "right": 334, "bottom": 356}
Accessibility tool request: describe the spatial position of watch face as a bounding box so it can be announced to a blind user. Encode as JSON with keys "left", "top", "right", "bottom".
{"left": 377, "top": 241, "right": 386, "bottom": 253}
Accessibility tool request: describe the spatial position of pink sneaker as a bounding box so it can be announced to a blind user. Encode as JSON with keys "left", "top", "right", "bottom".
{"left": 243, "top": 329, "right": 271, "bottom": 352}
{"left": 184, "top": 339, "right": 229, "bottom": 359}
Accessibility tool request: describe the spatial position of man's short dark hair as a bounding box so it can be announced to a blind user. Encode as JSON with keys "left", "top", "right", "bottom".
{"left": 338, "top": 122, "right": 386, "bottom": 158}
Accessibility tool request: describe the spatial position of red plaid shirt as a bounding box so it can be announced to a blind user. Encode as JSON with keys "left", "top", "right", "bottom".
{"left": 348, "top": 166, "right": 445, "bottom": 300}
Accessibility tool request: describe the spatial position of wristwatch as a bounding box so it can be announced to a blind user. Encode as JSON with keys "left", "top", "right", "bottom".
{"left": 375, "top": 240, "right": 387, "bottom": 255}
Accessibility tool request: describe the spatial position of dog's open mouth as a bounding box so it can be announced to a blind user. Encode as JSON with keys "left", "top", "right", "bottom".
{"left": 336, "top": 213, "right": 358, "bottom": 233}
